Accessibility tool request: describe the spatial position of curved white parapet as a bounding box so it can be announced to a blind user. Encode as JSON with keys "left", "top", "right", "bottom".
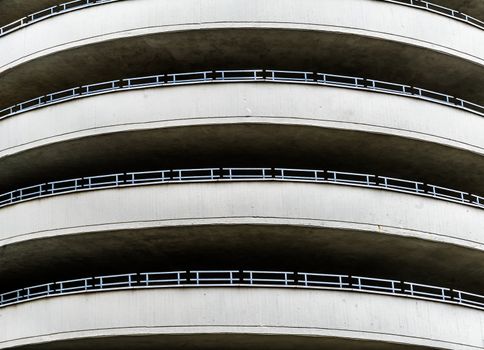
{"left": 1, "top": 82, "right": 483, "bottom": 164}
{"left": 1, "top": 180, "right": 483, "bottom": 252}
{"left": 0, "top": 0, "right": 483, "bottom": 74}
{"left": 1, "top": 287, "right": 483, "bottom": 349}
{"left": 2, "top": 0, "right": 483, "bottom": 38}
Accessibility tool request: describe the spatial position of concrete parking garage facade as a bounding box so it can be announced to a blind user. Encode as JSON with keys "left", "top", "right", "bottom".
{"left": 0, "top": 0, "right": 483, "bottom": 349}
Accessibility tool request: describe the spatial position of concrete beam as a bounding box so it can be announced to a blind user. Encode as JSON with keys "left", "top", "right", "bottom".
{"left": 0, "top": 83, "right": 482, "bottom": 193}
{"left": 0, "top": 0, "right": 482, "bottom": 28}
{"left": 0, "top": 0, "right": 483, "bottom": 109}
{"left": 1, "top": 288, "right": 483, "bottom": 350}
{"left": 4, "top": 181, "right": 482, "bottom": 257}
{"left": 1, "top": 181, "right": 483, "bottom": 292}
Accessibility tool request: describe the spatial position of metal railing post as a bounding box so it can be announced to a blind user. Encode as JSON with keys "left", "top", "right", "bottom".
{"left": 262, "top": 69, "right": 267, "bottom": 80}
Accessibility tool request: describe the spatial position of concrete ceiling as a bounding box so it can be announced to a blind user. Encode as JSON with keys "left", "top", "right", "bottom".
{"left": 0, "top": 123, "right": 482, "bottom": 195}
{"left": 11, "top": 333, "right": 447, "bottom": 350}
{"left": 2, "top": 224, "right": 484, "bottom": 296}
{"left": 1, "top": 28, "right": 483, "bottom": 110}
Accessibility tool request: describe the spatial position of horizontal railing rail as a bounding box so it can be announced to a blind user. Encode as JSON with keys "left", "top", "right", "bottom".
{"left": 0, "top": 167, "right": 482, "bottom": 210}
{"left": 0, "top": 0, "right": 482, "bottom": 38}
{"left": 1, "top": 69, "right": 483, "bottom": 121}
{"left": 1, "top": 269, "right": 483, "bottom": 310}
{"left": 381, "top": 0, "right": 484, "bottom": 29}
{"left": 0, "top": 0, "right": 119, "bottom": 37}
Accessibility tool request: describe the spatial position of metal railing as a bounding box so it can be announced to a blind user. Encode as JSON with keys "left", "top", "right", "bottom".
{"left": 0, "top": 167, "right": 482, "bottom": 210}
{"left": 0, "top": 69, "right": 484, "bottom": 120}
{"left": 0, "top": 0, "right": 482, "bottom": 38}
{"left": 1, "top": 269, "right": 483, "bottom": 310}
{"left": 1, "top": 69, "right": 483, "bottom": 121}
{"left": 381, "top": 0, "right": 484, "bottom": 29}
{"left": 0, "top": 0, "right": 118, "bottom": 36}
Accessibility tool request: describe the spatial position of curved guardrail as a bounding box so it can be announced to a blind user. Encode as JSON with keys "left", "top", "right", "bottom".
{"left": 1, "top": 69, "right": 483, "bottom": 121}
{"left": 0, "top": 0, "right": 482, "bottom": 38}
{"left": 1, "top": 269, "right": 483, "bottom": 310}
{"left": 1, "top": 167, "right": 482, "bottom": 209}
{"left": 382, "top": 0, "right": 484, "bottom": 29}
{"left": 0, "top": 0, "right": 119, "bottom": 37}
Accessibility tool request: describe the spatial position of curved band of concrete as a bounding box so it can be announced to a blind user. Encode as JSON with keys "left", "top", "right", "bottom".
{"left": 1, "top": 181, "right": 483, "bottom": 252}
{"left": 2, "top": 0, "right": 482, "bottom": 71}
{"left": 2, "top": 0, "right": 483, "bottom": 35}
{"left": 1, "top": 82, "right": 483, "bottom": 192}
{"left": 1, "top": 287, "right": 483, "bottom": 350}
{"left": 2, "top": 83, "right": 483, "bottom": 158}
{"left": 1, "top": 0, "right": 483, "bottom": 107}
{"left": 1, "top": 0, "right": 482, "bottom": 31}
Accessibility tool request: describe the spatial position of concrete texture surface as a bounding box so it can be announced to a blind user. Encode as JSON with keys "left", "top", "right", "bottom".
{"left": 0, "top": 0, "right": 482, "bottom": 27}
{"left": 3, "top": 181, "right": 482, "bottom": 254}
{"left": 0, "top": 0, "right": 483, "bottom": 110}
{"left": 3, "top": 83, "right": 483, "bottom": 159}
{"left": 1, "top": 288, "right": 483, "bottom": 350}
{"left": 2, "top": 224, "right": 484, "bottom": 297}
{"left": 1, "top": 181, "right": 484, "bottom": 293}
{"left": 0, "top": 83, "right": 482, "bottom": 194}
{"left": 0, "top": 334, "right": 456, "bottom": 350}
{"left": 0, "top": 1, "right": 482, "bottom": 349}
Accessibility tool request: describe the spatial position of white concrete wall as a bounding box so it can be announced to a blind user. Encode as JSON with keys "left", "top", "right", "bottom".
{"left": 1, "top": 83, "right": 482, "bottom": 161}
{"left": 1, "top": 287, "right": 483, "bottom": 349}
{"left": 0, "top": 0, "right": 482, "bottom": 73}
{"left": 0, "top": 181, "right": 483, "bottom": 251}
